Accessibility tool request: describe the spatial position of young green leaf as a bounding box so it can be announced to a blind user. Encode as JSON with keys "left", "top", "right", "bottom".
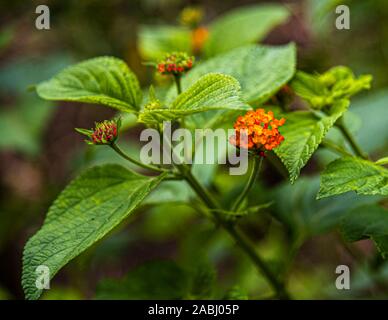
{"left": 341, "top": 205, "right": 388, "bottom": 258}
{"left": 291, "top": 71, "right": 330, "bottom": 109}
{"left": 204, "top": 4, "right": 290, "bottom": 57}
{"left": 138, "top": 73, "right": 250, "bottom": 125}
{"left": 36, "top": 57, "right": 142, "bottom": 112}
{"left": 291, "top": 67, "right": 372, "bottom": 109}
{"left": 375, "top": 156, "right": 388, "bottom": 166}
{"left": 22, "top": 165, "right": 166, "bottom": 300}
{"left": 317, "top": 156, "right": 388, "bottom": 199}
{"left": 275, "top": 99, "right": 350, "bottom": 183}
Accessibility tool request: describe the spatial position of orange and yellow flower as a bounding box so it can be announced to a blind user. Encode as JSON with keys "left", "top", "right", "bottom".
{"left": 230, "top": 109, "right": 286, "bottom": 156}
{"left": 192, "top": 26, "right": 209, "bottom": 54}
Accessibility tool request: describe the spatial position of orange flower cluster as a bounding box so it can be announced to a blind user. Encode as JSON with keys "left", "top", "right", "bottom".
{"left": 192, "top": 27, "right": 209, "bottom": 54}
{"left": 230, "top": 109, "right": 286, "bottom": 155}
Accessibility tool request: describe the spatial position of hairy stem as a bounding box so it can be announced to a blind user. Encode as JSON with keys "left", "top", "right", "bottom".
{"left": 321, "top": 139, "right": 353, "bottom": 157}
{"left": 110, "top": 142, "right": 168, "bottom": 173}
{"left": 173, "top": 74, "right": 182, "bottom": 95}
{"left": 176, "top": 163, "right": 290, "bottom": 299}
{"left": 336, "top": 120, "right": 368, "bottom": 159}
{"left": 231, "top": 156, "right": 263, "bottom": 212}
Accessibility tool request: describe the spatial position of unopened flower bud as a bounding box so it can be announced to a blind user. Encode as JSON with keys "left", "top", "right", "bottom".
{"left": 179, "top": 6, "right": 204, "bottom": 28}
{"left": 157, "top": 52, "right": 194, "bottom": 76}
{"left": 76, "top": 119, "right": 121, "bottom": 145}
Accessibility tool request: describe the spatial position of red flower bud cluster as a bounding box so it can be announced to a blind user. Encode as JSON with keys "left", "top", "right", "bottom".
{"left": 76, "top": 119, "right": 120, "bottom": 146}
{"left": 91, "top": 121, "right": 118, "bottom": 145}
{"left": 157, "top": 52, "right": 194, "bottom": 76}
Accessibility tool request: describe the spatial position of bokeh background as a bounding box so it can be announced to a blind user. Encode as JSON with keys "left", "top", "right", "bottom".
{"left": 0, "top": 0, "right": 387, "bottom": 299}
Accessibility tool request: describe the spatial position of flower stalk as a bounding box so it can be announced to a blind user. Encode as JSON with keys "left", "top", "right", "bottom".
{"left": 231, "top": 155, "right": 263, "bottom": 212}
{"left": 163, "top": 135, "right": 290, "bottom": 299}
{"left": 336, "top": 119, "right": 368, "bottom": 159}
{"left": 110, "top": 142, "right": 168, "bottom": 174}
{"left": 177, "top": 163, "right": 290, "bottom": 299}
{"left": 174, "top": 74, "right": 182, "bottom": 95}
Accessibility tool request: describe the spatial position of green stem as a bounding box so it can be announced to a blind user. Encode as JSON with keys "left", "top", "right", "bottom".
{"left": 173, "top": 74, "right": 182, "bottom": 95}
{"left": 336, "top": 120, "right": 368, "bottom": 159}
{"left": 110, "top": 142, "right": 168, "bottom": 173}
{"left": 231, "top": 156, "right": 263, "bottom": 212}
{"left": 177, "top": 163, "right": 290, "bottom": 299}
{"left": 321, "top": 139, "right": 353, "bottom": 157}
{"left": 160, "top": 124, "right": 290, "bottom": 299}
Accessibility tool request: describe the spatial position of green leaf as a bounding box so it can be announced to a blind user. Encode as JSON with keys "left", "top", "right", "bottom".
{"left": 271, "top": 176, "right": 382, "bottom": 240}
{"left": 275, "top": 99, "right": 349, "bottom": 183}
{"left": 376, "top": 157, "right": 388, "bottom": 166}
{"left": 291, "top": 67, "right": 372, "bottom": 109}
{"left": 138, "top": 73, "right": 249, "bottom": 125}
{"left": 168, "top": 44, "right": 295, "bottom": 128}
{"left": 36, "top": 57, "right": 142, "bottom": 112}
{"left": 22, "top": 165, "right": 166, "bottom": 300}
{"left": 177, "top": 44, "right": 296, "bottom": 105}
{"left": 291, "top": 71, "right": 330, "bottom": 109}
{"left": 317, "top": 156, "right": 388, "bottom": 199}
{"left": 95, "top": 260, "right": 189, "bottom": 299}
{"left": 204, "top": 4, "right": 290, "bottom": 57}
{"left": 341, "top": 205, "right": 388, "bottom": 258}
{"left": 137, "top": 25, "right": 192, "bottom": 61}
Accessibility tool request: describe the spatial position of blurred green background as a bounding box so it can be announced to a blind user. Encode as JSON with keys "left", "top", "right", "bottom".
{"left": 0, "top": 0, "right": 387, "bottom": 300}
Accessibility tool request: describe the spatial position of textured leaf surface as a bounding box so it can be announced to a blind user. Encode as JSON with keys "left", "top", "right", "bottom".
{"left": 36, "top": 57, "right": 142, "bottom": 112}
{"left": 318, "top": 157, "right": 388, "bottom": 199}
{"left": 138, "top": 73, "right": 249, "bottom": 125}
{"left": 275, "top": 99, "right": 349, "bottom": 183}
{"left": 204, "top": 4, "right": 290, "bottom": 57}
{"left": 166, "top": 44, "right": 295, "bottom": 129}
{"left": 174, "top": 44, "right": 296, "bottom": 105}
{"left": 341, "top": 205, "right": 388, "bottom": 258}
{"left": 22, "top": 165, "right": 166, "bottom": 300}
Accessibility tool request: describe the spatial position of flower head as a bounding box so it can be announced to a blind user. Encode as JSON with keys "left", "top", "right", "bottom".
{"left": 76, "top": 119, "right": 121, "bottom": 145}
{"left": 192, "top": 26, "right": 209, "bottom": 54}
{"left": 229, "top": 109, "right": 286, "bottom": 155}
{"left": 157, "top": 52, "right": 194, "bottom": 76}
{"left": 179, "top": 6, "right": 204, "bottom": 28}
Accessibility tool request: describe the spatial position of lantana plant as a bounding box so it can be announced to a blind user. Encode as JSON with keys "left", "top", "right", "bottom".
{"left": 21, "top": 7, "right": 387, "bottom": 300}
